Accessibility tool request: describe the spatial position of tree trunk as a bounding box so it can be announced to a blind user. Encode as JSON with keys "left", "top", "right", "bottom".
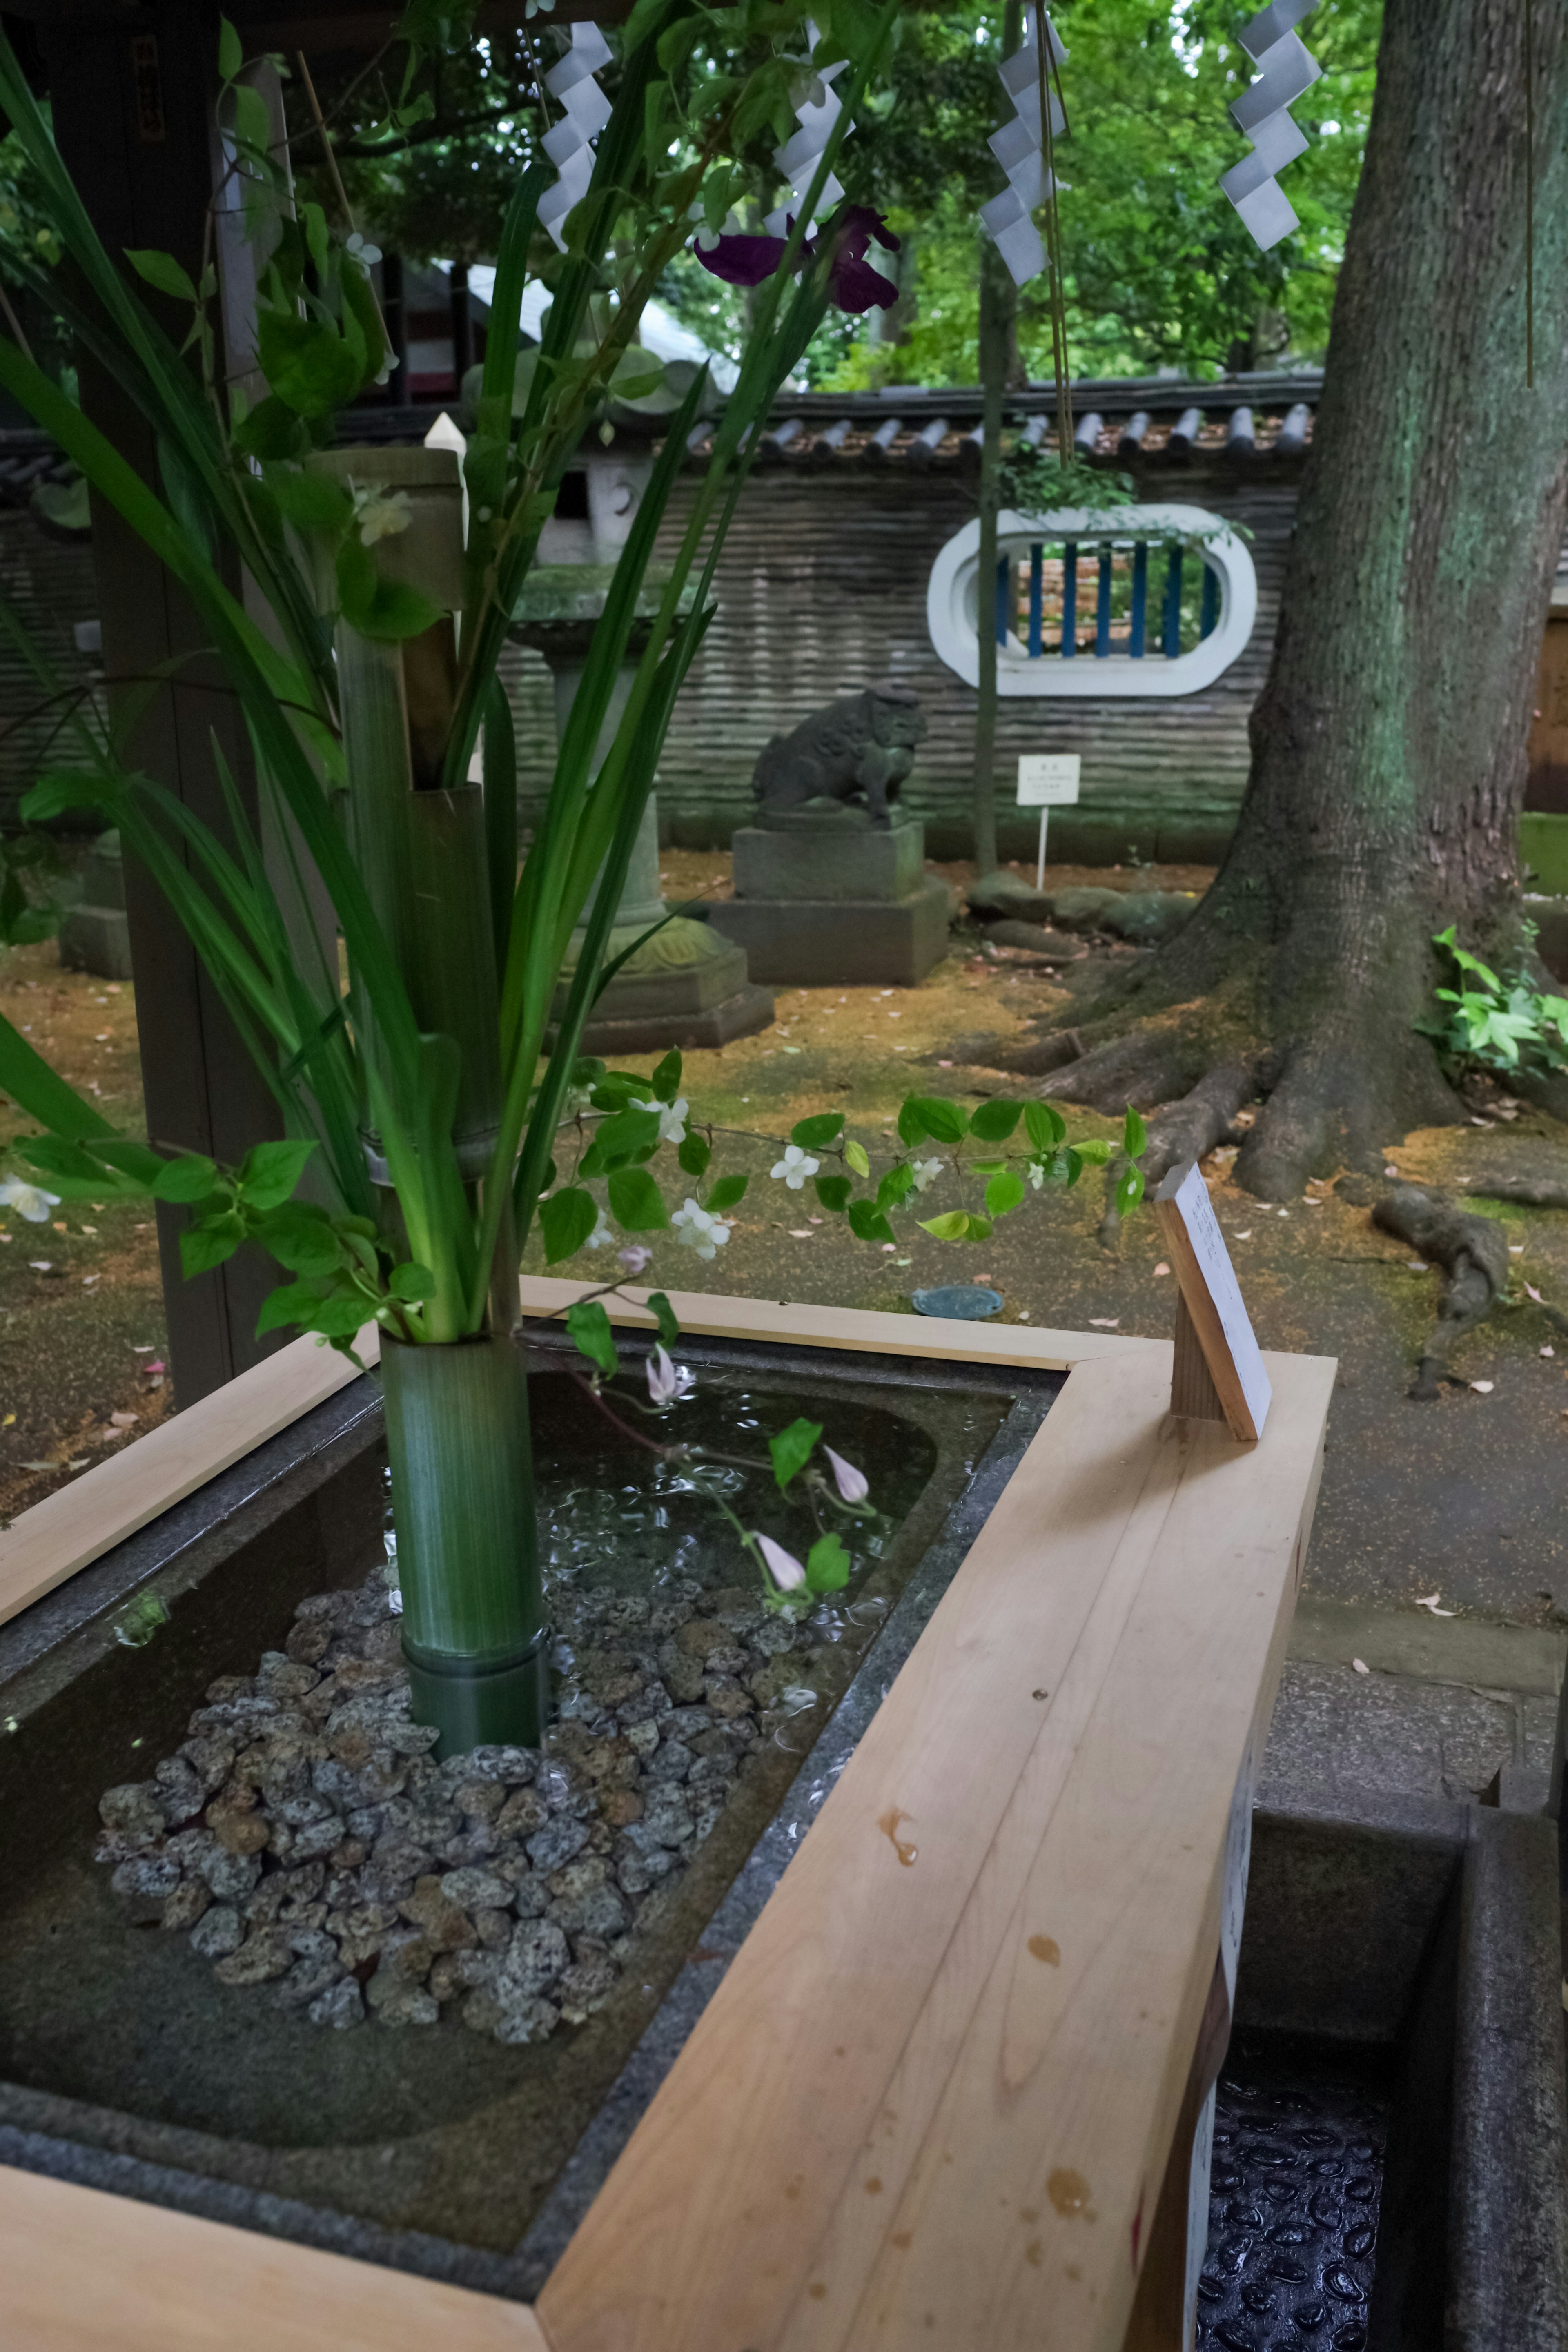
{"left": 1034, "top": 0, "right": 1568, "bottom": 1201}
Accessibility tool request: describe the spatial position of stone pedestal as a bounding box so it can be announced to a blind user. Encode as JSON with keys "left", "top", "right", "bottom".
{"left": 512, "top": 572, "right": 773, "bottom": 1054}
{"left": 58, "top": 829, "right": 134, "bottom": 981}
{"left": 710, "top": 803, "right": 951, "bottom": 987}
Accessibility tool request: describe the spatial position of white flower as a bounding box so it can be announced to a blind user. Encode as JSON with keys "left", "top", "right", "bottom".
{"left": 770, "top": 1145, "right": 820, "bottom": 1191}
{"left": 910, "top": 1157, "right": 944, "bottom": 1192}
{"left": 1029, "top": 1160, "right": 1046, "bottom": 1189}
{"left": 583, "top": 1210, "right": 615, "bottom": 1250}
{"left": 345, "top": 232, "right": 383, "bottom": 265}
{"left": 354, "top": 488, "right": 414, "bottom": 545}
{"left": 617, "top": 1243, "right": 652, "bottom": 1275}
{"left": 755, "top": 1532, "right": 805, "bottom": 1592}
{"left": 524, "top": 0, "right": 555, "bottom": 15}
{"left": 647, "top": 1345, "right": 696, "bottom": 1405}
{"left": 561, "top": 1083, "right": 595, "bottom": 1120}
{"left": 672, "top": 1198, "right": 731, "bottom": 1260}
{"left": 824, "top": 1445, "right": 869, "bottom": 1504}
{"left": 634, "top": 1095, "right": 688, "bottom": 1145}
{"left": 0, "top": 1176, "right": 60, "bottom": 1224}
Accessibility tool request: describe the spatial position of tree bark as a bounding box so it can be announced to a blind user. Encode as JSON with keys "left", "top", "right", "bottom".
{"left": 1045, "top": 0, "right": 1568, "bottom": 1200}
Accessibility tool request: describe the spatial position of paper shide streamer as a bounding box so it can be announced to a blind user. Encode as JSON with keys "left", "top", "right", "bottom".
{"left": 538, "top": 20, "right": 613, "bottom": 252}
{"left": 1220, "top": 0, "right": 1322, "bottom": 252}
{"left": 980, "top": 7, "right": 1068, "bottom": 291}
{"left": 764, "top": 24, "right": 851, "bottom": 237}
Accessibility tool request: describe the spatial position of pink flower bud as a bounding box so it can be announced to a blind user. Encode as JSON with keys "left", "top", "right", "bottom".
{"left": 824, "top": 1445, "right": 869, "bottom": 1504}
{"left": 755, "top": 1532, "right": 806, "bottom": 1592}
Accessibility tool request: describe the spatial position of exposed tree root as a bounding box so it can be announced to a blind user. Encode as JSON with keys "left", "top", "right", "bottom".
{"left": 1093, "top": 1054, "right": 1281, "bottom": 1249}
{"left": 1370, "top": 1184, "right": 1510, "bottom": 1398}
{"left": 1459, "top": 1177, "right": 1568, "bottom": 1209}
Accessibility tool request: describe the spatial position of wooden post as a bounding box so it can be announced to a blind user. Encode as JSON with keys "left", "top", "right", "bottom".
{"left": 40, "top": 2, "right": 287, "bottom": 1407}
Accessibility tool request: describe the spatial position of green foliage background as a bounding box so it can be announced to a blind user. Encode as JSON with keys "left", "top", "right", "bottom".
{"left": 659, "top": 0, "right": 1381, "bottom": 388}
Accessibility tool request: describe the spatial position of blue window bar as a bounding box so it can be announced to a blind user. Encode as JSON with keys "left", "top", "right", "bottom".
{"left": 998, "top": 538, "right": 1219, "bottom": 661}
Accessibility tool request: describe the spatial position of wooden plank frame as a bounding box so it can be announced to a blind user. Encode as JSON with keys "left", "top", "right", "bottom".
{"left": 0, "top": 1285, "right": 1334, "bottom": 2352}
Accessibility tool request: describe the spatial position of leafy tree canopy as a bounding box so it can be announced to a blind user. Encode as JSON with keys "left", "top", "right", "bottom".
{"left": 660, "top": 0, "right": 1380, "bottom": 386}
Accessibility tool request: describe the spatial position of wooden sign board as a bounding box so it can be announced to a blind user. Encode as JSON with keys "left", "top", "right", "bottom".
{"left": 1154, "top": 1160, "right": 1272, "bottom": 1441}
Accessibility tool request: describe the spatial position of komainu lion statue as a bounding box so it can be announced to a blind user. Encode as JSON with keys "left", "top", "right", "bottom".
{"left": 751, "top": 684, "right": 925, "bottom": 828}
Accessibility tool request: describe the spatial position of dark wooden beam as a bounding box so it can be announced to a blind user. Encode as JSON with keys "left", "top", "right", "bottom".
{"left": 40, "top": 2, "right": 290, "bottom": 1408}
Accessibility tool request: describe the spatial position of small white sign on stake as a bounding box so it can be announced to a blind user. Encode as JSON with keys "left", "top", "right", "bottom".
{"left": 1016, "top": 753, "right": 1080, "bottom": 887}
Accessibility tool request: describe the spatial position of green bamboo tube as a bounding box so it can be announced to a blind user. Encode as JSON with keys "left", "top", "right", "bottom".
{"left": 301, "top": 448, "right": 541, "bottom": 1753}
{"left": 381, "top": 1331, "right": 548, "bottom": 1756}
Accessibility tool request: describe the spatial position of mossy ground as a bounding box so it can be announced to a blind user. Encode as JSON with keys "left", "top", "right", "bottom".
{"left": 9, "top": 849, "right": 1568, "bottom": 1625}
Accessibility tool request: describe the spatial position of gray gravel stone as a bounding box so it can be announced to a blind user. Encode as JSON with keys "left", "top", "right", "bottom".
{"left": 201, "top": 1848, "right": 263, "bottom": 1903}
{"left": 500, "top": 1918, "right": 570, "bottom": 1998}
{"left": 98, "top": 1782, "right": 167, "bottom": 1846}
{"left": 526, "top": 1817, "right": 589, "bottom": 1875}
{"left": 111, "top": 1853, "right": 181, "bottom": 1900}
{"left": 308, "top": 1978, "right": 364, "bottom": 2029}
{"left": 190, "top": 1903, "right": 244, "bottom": 1958}
{"left": 439, "top": 1866, "right": 512, "bottom": 1911}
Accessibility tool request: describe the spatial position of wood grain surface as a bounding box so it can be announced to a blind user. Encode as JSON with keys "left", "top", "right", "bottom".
{"left": 539, "top": 1345, "right": 1333, "bottom": 2352}
{"left": 0, "top": 2163, "right": 551, "bottom": 2352}
{"left": 0, "top": 1321, "right": 382, "bottom": 1631}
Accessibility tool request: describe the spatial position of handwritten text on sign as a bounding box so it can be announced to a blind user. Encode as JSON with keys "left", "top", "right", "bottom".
{"left": 1016, "top": 753, "right": 1081, "bottom": 807}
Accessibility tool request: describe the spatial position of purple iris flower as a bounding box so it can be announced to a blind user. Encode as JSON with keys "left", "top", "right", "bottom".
{"left": 693, "top": 205, "right": 900, "bottom": 314}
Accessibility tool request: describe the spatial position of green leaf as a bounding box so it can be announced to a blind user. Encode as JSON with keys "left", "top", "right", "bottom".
{"left": 309, "top": 1289, "right": 375, "bottom": 1338}
{"left": 334, "top": 534, "right": 443, "bottom": 644}
{"left": 270, "top": 469, "right": 354, "bottom": 532}
{"left": 255, "top": 310, "right": 362, "bottom": 419}
{"left": 875, "top": 1161, "right": 915, "bottom": 1212}
{"left": 607, "top": 1165, "right": 668, "bottom": 1231}
{"left": 901, "top": 1095, "right": 968, "bottom": 1145}
{"left": 254, "top": 1200, "right": 341, "bottom": 1277}
{"left": 848, "top": 1198, "right": 895, "bottom": 1244}
{"left": 1122, "top": 1105, "right": 1148, "bottom": 1159}
{"left": 232, "top": 79, "right": 272, "bottom": 161}
{"left": 985, "top": 1170, "right": 1027, "bottom": 1217}
{"left": 918, "top": 1209, "right": 973, "bottom": 1240}
{"left": 218, "top": 15, "right": 243, "bottom": 79}
{"left": 21, "top": 770, "right": 116, "bottom": 824}
{"left": 1024, "top": 1100, "right": 1065, "bottom": 1152}
{"left": 791, "top": 1111, "right": 846, "bottom": 1149}
{"left": 649, "top": 1047, "right": 682, "bottom": 1104}
{"left": 647, "top": 1290, "right": 680, "bottom": 1350}
{"left": 677, "top": 1132, "right": 711, "bottom": 1178}
{"left": 152, "top": 1152, "right": 220, "bottom": 1204}
{"left": 1074, "top": 1138, "right": 1113, "bottom": 1167}
{"left": 580, "top": 1105, "right": 662, "bottom": 1175}
{"left": 844, "top": 1139, "right": 870, "bottom": 1178}
{"left": 805, "top": 1532, "right": 851, "bottom": 1595}
{"left": 896, "top": 1100, "right": 924, "bottom": 1147}
{"left": 236, "top": 1136, "right": 315, "bottom": 1212}
{"left": 705, "top": 1173, "right": 748, "bottom": 1214}
{"left": 814, "top": 1173, "right": 851, "bottom": 1212}
{"left": 232, "top": 395, "right": 307, "bottom": 461}
{"left": 180, "top": 1212, "right": 244, "bottom": 1276}
{"left": 389, "top": 1261, "right": 436, "bottom": 1301}
{"left": 969, "top": 1097, "right": 1022, "bottom": 1142}
{"left": 255, "top": 1278, "right": 323, "bottom": 1336}
{"left": 1116, "top": 1164, "right": 1146, "bottom": 1217}
{"left": 566, "top": 1297, "right": 619, "bottom": 1380}
{"left": 540, "top": 1185, "right": 600, "bottom": 1263}
{"left": 769, "top": 1415, "right": 822, "bottom": 1490}
{"left": 125, "top": 248, "right": 198, "bottom": 304}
